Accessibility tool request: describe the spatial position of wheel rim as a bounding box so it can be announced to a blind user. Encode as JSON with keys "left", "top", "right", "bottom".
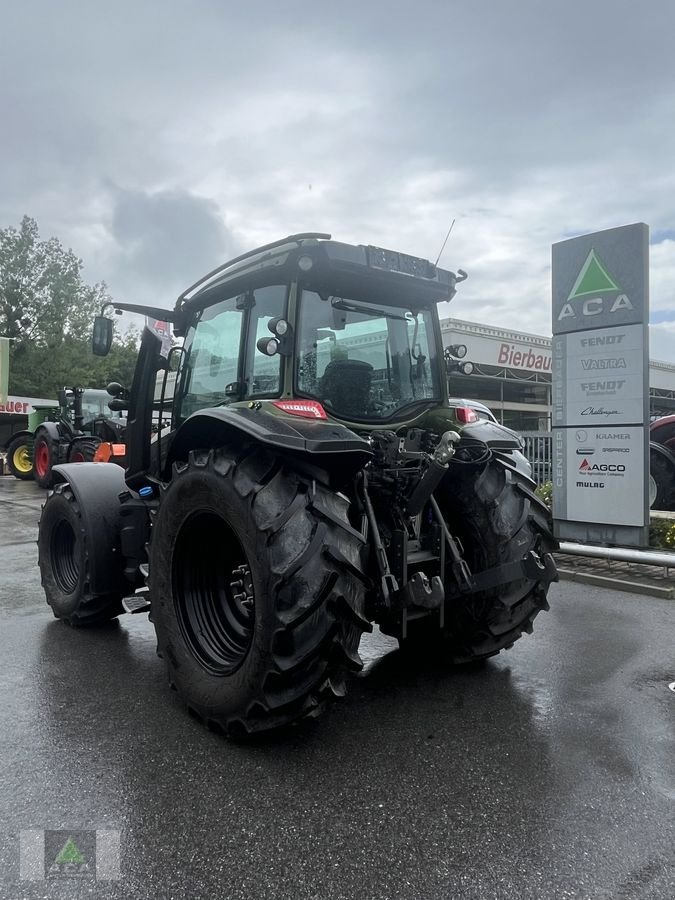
{"left": 649, "top": 474, "right": 657, "bottom": 508}
{"left": 70, "top": 450, "right": 85, "bottom": 463}
{"left": 34, "top": 441, "right": 50, "bottom": 478}
{"left": 172, "top": 511, "right": 255, "bottom": 676}
{"left": 51, "top": 519, "right": 79, "bottom": 594}
{"left": 12, "top": 445, "right": 32, "bottom": 474}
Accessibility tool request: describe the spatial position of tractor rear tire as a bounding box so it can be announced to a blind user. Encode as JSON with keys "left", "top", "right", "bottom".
{"left": 33, "top": 431, "right": 57, "bottom": 489}
{"left": 38, "top": 484, "right": 125, "bottom": 625}
{"left": 649, "top": 446, "right": 675, "bottom": 511}
{"left": 401, "top": 458, "right": 557, "bottom": 662}
{"left": 148, "top": 446, "right": 369, "bottom": 738}
{"left": 6, "top": 434, "right": 34, "bottom": 480}
{"left": 69, "top": 437, "right": 101, "bottom": 463}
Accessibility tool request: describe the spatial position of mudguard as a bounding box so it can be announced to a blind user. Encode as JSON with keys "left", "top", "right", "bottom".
{"left": 34, "top": 421, "right": 64, "bottom": 442}
{"left": 168, "top": 406, "right": 373, "bottom": 473}
{"left": 460, "top": 419, "right": 523, "bottom": 449}
{"left": 50, "top": 462, "right": 127, "bottom": 595}
{"left": 3, "top": 429, "right": 33, "bottom": 450}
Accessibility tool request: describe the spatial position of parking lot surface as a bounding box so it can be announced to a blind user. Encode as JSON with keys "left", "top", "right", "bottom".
{"left": 0, "top": 478, "right": 674, "bottom": 899}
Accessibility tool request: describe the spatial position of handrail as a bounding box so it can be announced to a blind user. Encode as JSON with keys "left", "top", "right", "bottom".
{"left": 559, "top": 541, "right": 675, "bottom": 568}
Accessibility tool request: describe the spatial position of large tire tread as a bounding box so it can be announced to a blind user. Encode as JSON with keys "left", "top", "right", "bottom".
{"left": 150, "top": 446, "right": 370, "bottom": 738}
{"left": 402, "top": 456, "right": 557, "bottom": 664}
{"left": 68, "top": 437, "right": 101, "bottom": 463}
{"left": 5, "top": 434, "right": 34, "bottom": 480}
{"left": 38, "top": 483, "right": 124, "bottom": 626}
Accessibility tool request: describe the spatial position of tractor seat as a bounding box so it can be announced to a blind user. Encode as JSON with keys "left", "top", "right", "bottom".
{"left": 318, "top": 359, "right": 373, "bottom": 419}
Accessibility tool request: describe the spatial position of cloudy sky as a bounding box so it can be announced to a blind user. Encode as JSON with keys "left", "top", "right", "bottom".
{"left": 2, "top": 0, "right": 675, "bottom": 359}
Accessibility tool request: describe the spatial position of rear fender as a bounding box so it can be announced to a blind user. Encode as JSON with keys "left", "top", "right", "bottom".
{"left": 35, "top": 421, "right": 63, "bottom": 443}
{"left": 51, "top": 463, "right": 128, "bottom": 594}
{"left": 459, "top": 421, "right": 533, "bottom": 480}
{"left": 460, "top": 420, "right": 523, "bottom": 449}
{"left": 4, "top": 429, "right": 33, "bottom": 449}
{"left": 167, "top": 406, "right": 373, "bottom": 478}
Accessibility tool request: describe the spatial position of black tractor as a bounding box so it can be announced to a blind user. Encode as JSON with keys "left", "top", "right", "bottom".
{"left": 38, "top": 233, "right": 558, "bottom": 737}
{"left": 31, "top": 387, "right": 126, "bottom": 488}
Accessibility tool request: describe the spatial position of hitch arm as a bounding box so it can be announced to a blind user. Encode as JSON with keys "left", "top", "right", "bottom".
{"left": 428, "top": 495, "right": 473, "bottom": 591}
{"left": 359, "top": 471, "right": 399, "bottom": 607}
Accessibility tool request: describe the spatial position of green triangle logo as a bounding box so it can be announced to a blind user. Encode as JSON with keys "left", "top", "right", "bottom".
{"left": 568, "top": 249, "right": 620, "bottom": 300}
{"left": 55, "top": 838, "right": 86, "bottom": 865}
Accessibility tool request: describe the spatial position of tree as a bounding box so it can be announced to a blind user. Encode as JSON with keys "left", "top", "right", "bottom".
{"left": 0, "top": 216, "right": 138, "bottom": 398}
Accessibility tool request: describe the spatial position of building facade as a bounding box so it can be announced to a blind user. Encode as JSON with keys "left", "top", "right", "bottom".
{"left": 442, "top": 317, "right": 675, "bottom": 431}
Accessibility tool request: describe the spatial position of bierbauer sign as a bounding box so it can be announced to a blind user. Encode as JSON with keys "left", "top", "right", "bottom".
{"left": 552, "top": 224, "right": 649, "bottom": 546}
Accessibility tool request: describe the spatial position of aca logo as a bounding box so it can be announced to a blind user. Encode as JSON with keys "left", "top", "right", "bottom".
{"left": 557, "top": 249, "right": 633, "bottom": 322}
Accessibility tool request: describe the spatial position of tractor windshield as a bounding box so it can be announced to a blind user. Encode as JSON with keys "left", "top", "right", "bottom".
{"left": 296, "top": 291, "right": 441, "bottom": 421}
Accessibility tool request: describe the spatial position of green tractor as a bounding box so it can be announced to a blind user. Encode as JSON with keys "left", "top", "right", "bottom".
{"left": 5, "top": 387, "right": 126, "bottom": 486}
{"left": 37, "top": 233, "right": 557, "bottom": 737}
{"left": 5, "top": 404, "right": 60, "bottom": 480}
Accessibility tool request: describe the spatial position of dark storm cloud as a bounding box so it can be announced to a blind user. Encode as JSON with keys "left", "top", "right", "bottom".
{"left": 109, "top": 188, "right": 235, "bottom": 298}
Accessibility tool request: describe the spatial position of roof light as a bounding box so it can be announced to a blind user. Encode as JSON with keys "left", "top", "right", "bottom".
{"left": 298, "top": 255, "right": 313, "bottom": 272}
{"left": 272, "top": 400, "right": 327, "bottom": 420}
{"left": 455, "top": 406, "right": 479, "bottom": 424}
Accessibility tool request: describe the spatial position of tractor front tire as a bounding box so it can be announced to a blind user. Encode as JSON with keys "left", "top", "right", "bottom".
{"left": 38, "top": 484, "right": 125, "bottom": 625}
{"left": 69, "top": 438, "right": 101, "bottom": 463}
{"left": 401, "top": 458, "right": 557, "bottom": 663}
{"left": 148, "top": 446, "right": 369, "bottom": 738}
{"left": 6, "top": 434, "right": 34, "bottom": 480}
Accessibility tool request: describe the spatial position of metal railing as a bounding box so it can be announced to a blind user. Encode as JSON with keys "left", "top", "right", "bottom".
{"left": 520, "top": 431, "right": 552, "bottom": 485}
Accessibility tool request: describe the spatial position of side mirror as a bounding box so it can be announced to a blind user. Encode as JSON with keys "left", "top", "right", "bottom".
{"left": 92, "top": 316, "right": 114, "bottom": 357}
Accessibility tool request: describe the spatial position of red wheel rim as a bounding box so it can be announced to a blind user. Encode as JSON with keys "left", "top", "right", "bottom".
{"left": 70, "top": 451, "right": 85, "bottom": 463}
{"left": 34, "top": 441, "right": 51, "bottom": 477}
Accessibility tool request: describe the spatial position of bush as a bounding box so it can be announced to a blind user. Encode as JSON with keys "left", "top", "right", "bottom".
{"left": 535, "top": 481, "right": 552, "bottom": 509}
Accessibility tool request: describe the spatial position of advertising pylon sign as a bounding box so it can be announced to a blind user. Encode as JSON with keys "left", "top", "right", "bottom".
{"left": 552, "top": 224, "right": 649, "bottom": 547}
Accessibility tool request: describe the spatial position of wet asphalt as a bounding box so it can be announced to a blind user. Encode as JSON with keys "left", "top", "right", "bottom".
{"left": 0, "top": 477, "right": 674, "bottom": 900}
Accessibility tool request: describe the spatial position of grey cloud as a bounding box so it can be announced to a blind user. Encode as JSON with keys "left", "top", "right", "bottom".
{"left": 107, "top": 188, "right": 236, "bottom": 302}
{"left": 2, "top": 0, "right": 675, "bottom": 357}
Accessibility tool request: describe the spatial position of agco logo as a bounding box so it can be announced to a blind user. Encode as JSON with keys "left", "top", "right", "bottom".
{"left": 579, "top": 458, "right": 626, "bottom": 473}
{"left": 558, "top": 249, "right": 633, "bottom": 322}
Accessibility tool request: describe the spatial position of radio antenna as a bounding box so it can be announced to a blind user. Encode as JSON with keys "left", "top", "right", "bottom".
{"left": 435, "top": 218, "right": 456, "bottom": 266}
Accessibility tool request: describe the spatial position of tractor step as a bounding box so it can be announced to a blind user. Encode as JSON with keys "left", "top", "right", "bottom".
{"left": 407, "top": 549, "right": 439, "bottom": 565}
{"left": 122, "top": 595, "right": 151, "bottom": 615}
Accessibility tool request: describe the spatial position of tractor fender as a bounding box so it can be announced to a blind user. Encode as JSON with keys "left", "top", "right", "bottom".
{"left": 34, "top": 421, "right": 63, "bottom": 442}
{"left": 650, "top": 440, "right": 675, "bottom": 468}
{"left": 460, "top": 419, "right": 524, "bottom": 450}
{"left": 167, "top": 406, "right": 373, "bottom": 474}
{"left": 50, "top": 462, "right": 127, "bottom": 595}
{"left": 2, "top": 429, "right": 33, "bottom": 451}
